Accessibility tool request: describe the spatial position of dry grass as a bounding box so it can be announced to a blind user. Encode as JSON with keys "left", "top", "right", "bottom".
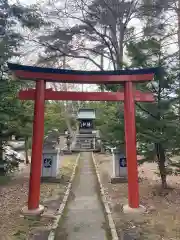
{"left": 0, "top": 154, "right": 77, "bottom": 240}
{"left": 95, "top": 153, "right": 180, "bottom": 240}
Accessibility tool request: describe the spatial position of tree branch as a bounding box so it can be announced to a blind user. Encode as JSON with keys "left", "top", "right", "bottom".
{"left": 135, "top": 102, "right": 159, "bottom": 120}
{"left": 25, "top": 37, "right": 103, "bottom": 70}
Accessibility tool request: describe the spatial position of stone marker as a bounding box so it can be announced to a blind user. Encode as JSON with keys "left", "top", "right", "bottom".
{"left": 41, "top": 129, "right": 61, "bottom": 181}
{"left": 111, "top": 147, "right": 128, "bottom": 183}
{"left": 42, "top": 148, "right": 60, "bottom": 178}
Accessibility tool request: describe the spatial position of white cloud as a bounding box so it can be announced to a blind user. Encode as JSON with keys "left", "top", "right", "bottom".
{"left": 19, "top": 0, "right": 37, "bottom": 4}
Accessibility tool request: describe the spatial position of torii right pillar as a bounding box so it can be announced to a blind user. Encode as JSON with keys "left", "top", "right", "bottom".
{"left": 124, "top": 81, "right": 144, "bottom": 212}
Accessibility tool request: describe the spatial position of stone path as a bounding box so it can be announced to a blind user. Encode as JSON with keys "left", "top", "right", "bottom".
{"left": 55, "top": 152, "right": 109, "bottom": 240}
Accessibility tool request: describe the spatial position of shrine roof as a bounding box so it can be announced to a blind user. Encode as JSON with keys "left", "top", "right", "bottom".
{"left": 8, "top": 63, "right": 158, "bottom": 83}
{"left": 77, "top": 109, "right": 96, "bottom": 120}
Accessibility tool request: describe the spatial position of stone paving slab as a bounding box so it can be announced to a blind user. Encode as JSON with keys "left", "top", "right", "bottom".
{"left": 55, "top": 152, "right": 108, "bottom": 240}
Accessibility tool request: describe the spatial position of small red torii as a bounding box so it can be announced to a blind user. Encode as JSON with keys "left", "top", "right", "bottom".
{"left": 8, "top": 63, "right": 156, "bottom": 214}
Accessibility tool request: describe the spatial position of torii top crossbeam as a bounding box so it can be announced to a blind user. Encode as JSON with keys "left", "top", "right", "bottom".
{"left": 8, "top": 63, "right": 157, "bottom": 83}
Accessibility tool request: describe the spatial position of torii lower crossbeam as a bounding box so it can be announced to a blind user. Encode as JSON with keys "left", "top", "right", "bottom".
{"left": 19, "top": 89, "right": 155, "bottom": 102}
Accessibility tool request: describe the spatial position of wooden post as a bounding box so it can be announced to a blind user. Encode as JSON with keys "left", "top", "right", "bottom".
{"left": 28, "top": 80, "right": 45, "bottom": 210}
{"left": 124, "top": 81, "right": 139, "bottom": 208}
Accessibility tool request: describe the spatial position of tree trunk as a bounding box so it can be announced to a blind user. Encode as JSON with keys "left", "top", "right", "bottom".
{"left": 100, "top": 26, "right": 106, "bottom": 71}
{"left": 155, "top": 143, "right": 168, "bottom": 189}
{"left": 0, "top": 139, "right": 5, "bottom": 175}
{"left": 117, "top": 23, "right": 125, "bottom": 70}
{"left": 0, "top": 140, "right": 3, "bottom": 162}
{"left": 25, "top": 137, "right": 29, "bottom": 164}
{"left": 176, "top": 0, "right": 180, "bottom": 118}
{"left": 109, "top": 19, "right": 119, "bottom": 70}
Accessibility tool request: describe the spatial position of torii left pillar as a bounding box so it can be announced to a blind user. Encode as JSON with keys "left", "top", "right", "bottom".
{"left": 22, "top": 80, "right": 45, "bottom": 215}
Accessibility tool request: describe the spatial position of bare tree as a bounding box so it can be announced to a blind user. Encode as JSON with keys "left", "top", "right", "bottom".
{"left": 34, "top": 0, "right": 140, "bottom": 70}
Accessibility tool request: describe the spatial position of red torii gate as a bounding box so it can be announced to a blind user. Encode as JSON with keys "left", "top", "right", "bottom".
{"left": 8, "top": 63, "right": 156, "bottom": 214}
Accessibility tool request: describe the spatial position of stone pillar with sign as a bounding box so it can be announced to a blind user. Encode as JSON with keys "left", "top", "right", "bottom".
{"left": 111, "top": 147, "right": 127, "bottom": 183}
{"left": 42, "top": 148, "right": 60, "bottom": 179}
{"left": 41, "top": 130, "right": 61, "bottom": 181}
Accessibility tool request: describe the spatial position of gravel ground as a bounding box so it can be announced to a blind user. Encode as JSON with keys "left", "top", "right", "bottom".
{"left": 0, "top": 165, "right": 30, "bottom": 239}
{"left": 0, "top": 154, "right": 77, "bottom": 240}
{"left": 95, "top": 153, "right": 180, "bottom": 240}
